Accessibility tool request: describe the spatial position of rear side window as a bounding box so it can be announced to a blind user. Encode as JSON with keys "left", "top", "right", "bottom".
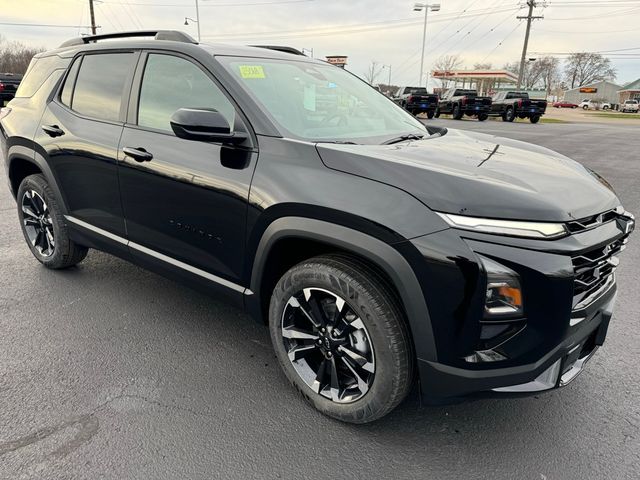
{"left": 60, "top": 57, "right": 81, "bottom": 107}
{"left": 137, "top": 53, "right": 235, "bottom": 132}
{"left": 15, "top": 56, "right": 64, "bottom": 98}
{"left": 72, "top": 53, "right": 136, "bottom": 122}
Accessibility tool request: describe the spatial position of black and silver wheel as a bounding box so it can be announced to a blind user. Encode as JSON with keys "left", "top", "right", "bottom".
{"left": 269, "top": 254, "right": 413, "bottom": 423}
{"left": 280, "top": 287, "right": 375, "bottom": 403}
{"left": 21, "top": 189, "right": 55, "bottom": 257}
{"left": 504, "top": 107, "right": 515, "bottom": 122}
{"left": 17, "top": 174, "right": 88, "bottom": 269}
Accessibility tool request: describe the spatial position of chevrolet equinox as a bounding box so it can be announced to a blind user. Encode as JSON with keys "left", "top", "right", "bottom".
{"left": 0, "top": 31, "right": 635, "bottom": 423}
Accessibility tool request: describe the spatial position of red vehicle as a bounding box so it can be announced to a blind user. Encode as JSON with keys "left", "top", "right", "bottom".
{"left": 553, "top": 101, "right": 578, "bottom": 109}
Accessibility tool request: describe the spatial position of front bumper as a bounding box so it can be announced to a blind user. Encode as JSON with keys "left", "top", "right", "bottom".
{"left": 407, "top": 211, "right": 633, "bottom": 403}
{"left": 418, "top": 287, "right": 615, "bottom": 400}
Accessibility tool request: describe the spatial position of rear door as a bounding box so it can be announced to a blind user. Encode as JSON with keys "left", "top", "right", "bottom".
{"left": 37, "top": 51, "right": 139, "bottom": 239}
{"left": 117, "top": 52, "right": 257, "bottom": 295}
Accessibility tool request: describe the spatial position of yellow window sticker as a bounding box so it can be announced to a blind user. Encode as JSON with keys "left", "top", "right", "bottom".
{"left": 239, "top": 65, "right": 266, "bottom": 79}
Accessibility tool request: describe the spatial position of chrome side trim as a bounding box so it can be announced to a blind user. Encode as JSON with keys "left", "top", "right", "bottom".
{"left": 129, "top": 241, "right": 249, "bottom": 294}
{"left": 65, "top": 215, "right": 128, "bottom": 245}
{"left": 65, "top": 215, "right": 251, "bottom": 295}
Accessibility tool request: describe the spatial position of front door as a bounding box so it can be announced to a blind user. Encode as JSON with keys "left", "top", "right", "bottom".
{"left": 117, "top": 52, "right": 257, "bottom": 291}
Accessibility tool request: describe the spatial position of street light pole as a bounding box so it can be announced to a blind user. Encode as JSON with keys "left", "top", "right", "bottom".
{"left": 419, "top": 7, "right": 428, "bottom": 87}
{"left": 195, "top": 0, "right": 201, "bottom": 42}
{"left": 414, "top": 3, "right": 440, "bottom": 88}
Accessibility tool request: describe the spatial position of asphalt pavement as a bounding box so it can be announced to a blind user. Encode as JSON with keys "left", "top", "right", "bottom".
{"left": 1, "top": 119, "right": 638, "bottom": 479}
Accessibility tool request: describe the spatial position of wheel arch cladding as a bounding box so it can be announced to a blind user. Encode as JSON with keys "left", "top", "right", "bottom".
{"left": 247, "top": 216, "right": 438, "bottom": 362}
{"left": 7, "top": 148, "right": 69, "bottom": 215}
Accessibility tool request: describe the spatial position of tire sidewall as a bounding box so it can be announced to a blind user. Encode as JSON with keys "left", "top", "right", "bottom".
{"left": 268, "top": 262, "right": 406, "bottom": 422}
{"left": 17, "top": 175, "right": 69, "bottom": 267}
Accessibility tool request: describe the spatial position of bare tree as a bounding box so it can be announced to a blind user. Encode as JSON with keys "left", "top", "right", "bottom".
{"left": 433, "top": 55, "right": 463, "bottom": 88}
{"left": 536, "top": 56, "right": 561, "bottom": 96}
{"left": 563, "top": 52, "right": 616, "bottom": 89}
{"left": 473, "top": 62, "right": 492, "bottom": 70}
{"left": 364, "top": 61, "right": 384, "bottom": 86}
{"left": 0, "top": 37, "right": 45, "bottom": 74}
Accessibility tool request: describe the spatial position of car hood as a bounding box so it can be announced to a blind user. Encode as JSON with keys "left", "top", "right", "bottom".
{"left": 316, "top": 128, "right": 619, "bottom": 222}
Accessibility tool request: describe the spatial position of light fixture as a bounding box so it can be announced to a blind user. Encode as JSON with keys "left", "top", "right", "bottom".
{"left": 436, "top": 212, "right": 568, "bottom": 240}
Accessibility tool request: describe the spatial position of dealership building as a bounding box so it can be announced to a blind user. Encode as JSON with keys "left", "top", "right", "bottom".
{"left": 562, "top": 80, "right": 623, "bottom": 105}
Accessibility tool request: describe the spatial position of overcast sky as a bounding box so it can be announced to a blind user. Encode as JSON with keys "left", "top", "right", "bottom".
{"left": 2, "top": 0, "right": 639, "bottom": 88}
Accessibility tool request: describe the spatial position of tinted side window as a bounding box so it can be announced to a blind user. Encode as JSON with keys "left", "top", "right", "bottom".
{"left": 137, "top": 54, "right": 235, "bottom": 132}
{"left": 60, "top": 57, "right": 81, "bottom": 107}
{"left": 72, "top": 53, "right": 135, "bottom": 122}
{"left": 15, "top": 56, "right": 66, "bottom": 98}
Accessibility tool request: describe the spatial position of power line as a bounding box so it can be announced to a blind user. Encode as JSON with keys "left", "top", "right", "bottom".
{"left": 0, "top": 22, "right": 96, "bottom": 28}
{"left": 201, "top": 6, "right": 522, "bottom": 40}
{"left": 95, "top": 0, "right": 314, "bottom": 6}
{"left": 479, "top": 21, "right": 523, "bottom": 63}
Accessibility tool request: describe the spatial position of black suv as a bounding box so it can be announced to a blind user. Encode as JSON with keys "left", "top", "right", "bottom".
{"left": 1, "top": 31, "right": 635, "bottom": 423}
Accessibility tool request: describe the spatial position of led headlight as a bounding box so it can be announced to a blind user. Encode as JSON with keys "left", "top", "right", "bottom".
{"left": 436, "top": 212, "right": 567, "bottom": 239}
{"left": 479, "top": 256, "right": 523, "bottom": 318}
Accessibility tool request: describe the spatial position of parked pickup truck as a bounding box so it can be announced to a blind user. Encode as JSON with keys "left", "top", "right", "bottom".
{"left": 393, "top": 86, "right": 439, "bottom": 118}
{"left": 621, "top": 99, "right": 639, "bottom": 113}
{"left": 489, "top": 91, "right": 547, "bottom": 123}
{"left": 0, "top": 73, "right": 23, "bottom": 104}
{"left": 435, "top": 88, "right": 492, "bottom": 121}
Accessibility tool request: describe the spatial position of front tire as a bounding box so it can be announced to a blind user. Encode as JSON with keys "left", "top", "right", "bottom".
{"left": 269, "top": 254, "right": 413, "bottom": 423}
{"left": 17, "top": 174, "right": 88, "bottom": 269}
{"left": 452, "top": 104, "right": 463, "bottom": 120}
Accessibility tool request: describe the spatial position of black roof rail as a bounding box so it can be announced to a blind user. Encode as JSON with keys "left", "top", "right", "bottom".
{"left": 59, "top": 30, "right": 197, "bottom": 48}
{"left": 251, "top": 45, "right": 306, "bottom": 56}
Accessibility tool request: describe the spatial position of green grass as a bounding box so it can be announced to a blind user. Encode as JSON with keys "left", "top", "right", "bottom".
{"left": 587, "top": 112, "right": 640, "bottom": 120}
{"left": 539, "top": 118, "right": 569, "bottom": 124}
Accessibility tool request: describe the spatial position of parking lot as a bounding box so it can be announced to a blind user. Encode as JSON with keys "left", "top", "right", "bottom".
{"left": 0, "top": 119, "right": 638, "bottom": 479}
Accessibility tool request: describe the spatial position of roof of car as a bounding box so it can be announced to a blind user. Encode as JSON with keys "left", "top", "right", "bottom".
{"left": 42, "top": 31, "right": 319, "bottom": 64}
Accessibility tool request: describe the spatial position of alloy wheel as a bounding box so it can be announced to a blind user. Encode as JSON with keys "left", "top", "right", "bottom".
{"left": 281, "top": 287, "right": 375, "bottom": 403}
{"left": 21, "top": 190, "right": 55, "bottom": 257}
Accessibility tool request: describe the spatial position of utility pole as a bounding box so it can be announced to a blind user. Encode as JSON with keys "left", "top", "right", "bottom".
{"left": 89, "top": 0, "right": 97, "bottom": 35}
{"left": 516, "top": 0, "right": 543, "bottom": 89}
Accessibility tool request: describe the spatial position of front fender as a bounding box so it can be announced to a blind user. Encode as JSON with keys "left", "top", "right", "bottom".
{"left": 247, "top": 216, "right": 437, "bottom": 362}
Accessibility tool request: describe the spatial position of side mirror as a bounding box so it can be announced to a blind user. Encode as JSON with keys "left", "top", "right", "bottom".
{"left": 170, "top": 108, "right": 248, "bottom": 144}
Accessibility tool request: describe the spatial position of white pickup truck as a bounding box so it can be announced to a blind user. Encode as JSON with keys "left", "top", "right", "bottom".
{"left": 621, "top": 99, "right": 639, "bottom": 113}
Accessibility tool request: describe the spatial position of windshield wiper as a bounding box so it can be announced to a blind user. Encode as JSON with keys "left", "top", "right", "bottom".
{"left": 381, "top": 133, "right": 425, "bottom": 145}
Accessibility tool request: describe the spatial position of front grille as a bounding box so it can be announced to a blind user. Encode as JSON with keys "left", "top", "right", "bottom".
{"left": 567, "top": 209, "right": 618, "bottom": 234}
{"left": 571, "top": 236, "right": 629, "bottom": 307}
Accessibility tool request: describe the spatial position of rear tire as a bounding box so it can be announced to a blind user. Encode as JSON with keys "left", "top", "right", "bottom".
{"left": 426, "top": 110, "right": 435, "bottom": 119}
{"left": 530, "top": 114, "right": 541, "bottom": 124}
{"left": 434, "top": 107, "right": 441, "bottom": 118}
{"left": 477, "top": 113, "right": 488, "bottom": 122}
{"left": 452, "top": 104, "right": 463, "bottom": 120}
{"left": 17, "top": 174, "right": 88, "bottom": 269}
{"left": 268, "top": 254, "right": 413, "bottom": 423}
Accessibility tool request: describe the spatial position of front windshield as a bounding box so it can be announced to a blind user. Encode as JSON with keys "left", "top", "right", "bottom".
{"left": 219, "top": 56, "right": 427, "bottom": 144}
